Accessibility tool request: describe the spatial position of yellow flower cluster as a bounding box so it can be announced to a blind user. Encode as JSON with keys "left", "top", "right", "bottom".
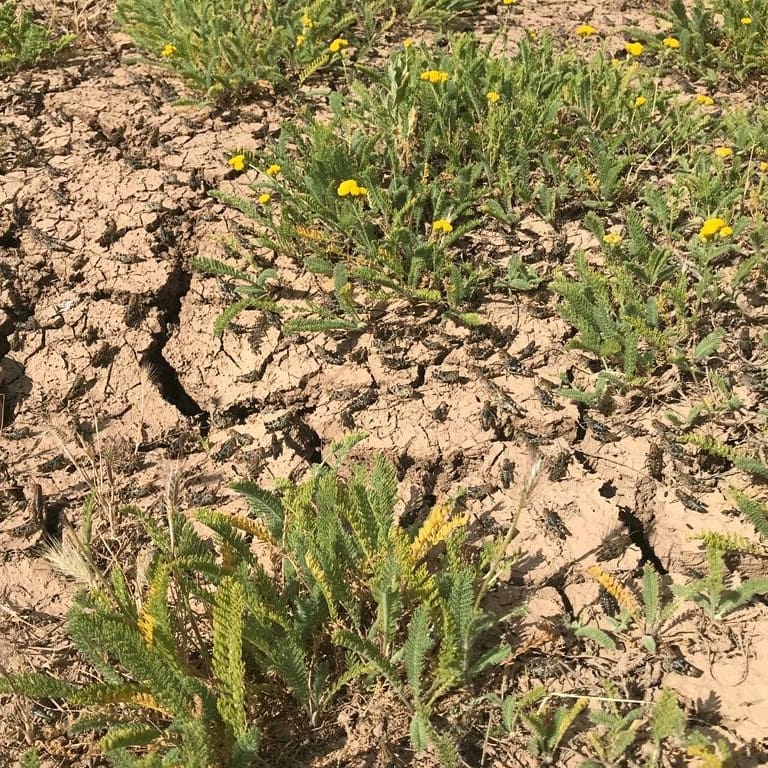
{"left": 228, "top": 154, "right": 247, "bottom": 171}
{"left": 420, "top": 69, "right": 449, "bottom": 84}
{"left": 410, "top": 504, "right": 468, "bottom": 562}
{"left": 161, "top": 43, "right": 176, "bottom": 58}
{"left": 713, "top": 146, "right": 733, "bottom": 159}
{"left": 329, "top": 38, "right": 348, "bottom": 53}
{"left": 699, "top": 217, "right": 733, "bottom": 240}
{"left": 695, "top": 94, "right": 715, "bottom": 106}
{"left": 576, "top": 24, "right": 597, "bottom": 37}
{"left": 663, "top": 36, "right": 680, "bottom": 49}
{"left": 432, "top": 219, "right": 453, "bottom": 234}
{"left": 266, "top": 164, "right": 281, "bottom": 176}
{"left": 296, "top": 34, "right": 305, "bottom": 47}
{"left": 258, "top": 193, "right": 271, "bottom": 204}
{"left": 634, "top": 95, "right": 647, "bottom": 107}
{"left": 337, "top": 179, "right": 367, "bottom": 197}
{"left": 486, "top": 90, "right": 501, "bottom": 103}
{"left": 625, "top": 41, "right": 644, "bottom": 56}
{"left": 741, "top": 16, "right": 753, "bottom": 24}
{"left": 602, "top": 233, "right": 623, "bottom": 246}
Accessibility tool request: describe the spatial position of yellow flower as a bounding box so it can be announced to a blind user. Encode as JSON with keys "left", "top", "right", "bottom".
{"left": 296, "top": 34, "right": 305, "bottom": 46}
{"left": 403, "top": 38, "right": 414, "bottom": 48}
{"left": 718, "top": 226, "right": 733, "bottom": 238}
{"left": 576, "top": 24, "right": 598, "bottom": 37}
{"left": 634, "top": 95, "right": 647, "bottom": 107}
{"left": 265, "top": 164, "right": 281, "bottom": 176}
{"left": 432, "top": 219, "right": 453, "bottom": 234}
{"left": 713, "top": 146, "right": 733, "bottom": 159}
{"left": 486, "top": 90, "right": 501, "bottom": 103}
{"left": 258, "top": 193, "right": 271, "bottom": 204}
{"left": 741, "top": 16, "right": 753, "bottom": 24}
{"left": 337, "top": 179, "right": 367, "bottom": 197}
{"left": 759, "top": 161, "right": 768, "bottom": 171}
{"left": 663, "top": 37, "right": 680, "bottom": 49}
{"left": 502, "top": 0, "right": 517, "bottom": 5}
{"left": 695, "top": 94, "right": 714, "bottom": 106}
{"left": 625, "top": 41, "right": 644, "bottom": 56}
{"left": 228, "top": 154, "right": 247, "bottom": 172}
{"left": 301, "top": 13, "right": 313, "bottom": 28}
{"left": 699, "top": 217, "right": 728, "bottom": 240}
{"left": 420, "top": 69, "right": 449, "bottom": 84}
{"left": 161, "top": 43, "right": 176, "bottom": 58}
{"left": 329, "top": 38, "right": 348, "bottom": 53}
{"left": 602, "top": 233, "right": 623, "bottom": 246}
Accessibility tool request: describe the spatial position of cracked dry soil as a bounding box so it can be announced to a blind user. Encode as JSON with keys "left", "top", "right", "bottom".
{"left": 2, "top": 0, "right": 768, "bottom": 765}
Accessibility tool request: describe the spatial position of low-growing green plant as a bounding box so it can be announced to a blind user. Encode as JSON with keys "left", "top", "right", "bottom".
{"left": 552, "top": 206, "right": 740, "bottom": 391}
{"left": 490, "top": 687, "right": 718, "bottom": 767}
{"left": 190, "top": 255, "right": 280, "bottom": 336}
{"left": 0, "top": 439, "right": 524, "bottom": 765}
{"left": 115, "top": 0, "right": 369, "bottom": 100}
{"left": 114, "top": 0, "right": 484, "bottom": 101}
{"left": 575, "top": 564, "right": 679, "bottom": 655}
{"left": 634, "top": 0, "right": 768, "bottom": 86}
{"left": 0, "top": 0, "right": 73, "bottom": 73}
{"left": 730, "top": 490, "right": 768, "bottom": 540}
{"left": 582, "top": 693, "right": 646, "bottom": 768}
{"left": 206, "top": 31, "right": 741, "bottom": 335}
{"left": 551, "top": 248, "right": 666, "bottom": 382}
{"left": 673, "top": 538, "right": 768, "bottom": 619}
{"left": 487, "top": 687, "right": 587, "bottom": 762}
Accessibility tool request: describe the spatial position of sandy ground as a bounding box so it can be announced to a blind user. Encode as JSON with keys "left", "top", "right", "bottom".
{"left": 1, "top": 0, "right": 768, "bottom": 765}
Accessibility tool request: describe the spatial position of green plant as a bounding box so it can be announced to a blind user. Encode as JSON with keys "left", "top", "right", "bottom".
{"left": 190, "top": 255, "right": 280, "bottom": 336}
{"left": 115, "top": 0, "right": 363, "bottom": 100}
{"left": 521, "top": 694, "right": 589, "bottom": 761}
{"left": 647, "top": 689, "right": 687, "bottom": 766}
{"left": 552, "top": 249, "right": 663, "bottom": 381}
{"left": 114, "top": 0, "right": 484, "bottom": 101}
{"left": 634, "top": 0, "right": 768, "bottom": 85}
{"left": 582, "top": 694, "right": 645, "bottom": 768}
{"left": 575, "top": 564, "right": 679, "bottom": 655}
{"left": 210, "top": 39, "right": 493, "bottom": 322}
{"left": 487, "top": 687, "right": 587, "bottom": 763}
{"left": 0, "top": 0, "right": 73, "bottom": 73}
{"left": 673, "top": 538, "right": 768, "bottom": 619}
{"left": 0, "top": 440, "right": 522, "bottom": 764}
{"left": 730, "top": 490, "right": 768, "bottom": 540}
{"left": 19, "top": 749, "right": 42, "bottom": 768}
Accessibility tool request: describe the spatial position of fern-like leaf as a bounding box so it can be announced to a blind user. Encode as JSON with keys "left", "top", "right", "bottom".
{"left": 213, "top": 576, "right": 247, "bottom": 739}
{"left": 100, "top": 723, "right": 160, "bottom": 752}
{"left": 730, "top": 490, "right": 768, "bottom": 540}
{"left": 299, "top": 53, "right": 331, "bottom": 84}
{"left": 404, "top": 603, "right": 433, "bottom": 699}
{"left": 692, "top": 530, "right": 766, "bottom": 555}
{"left": 230, "top": 481, "right": 284, "bottom": 538}
{"left": 190, "top": 257, "right": 253, "bottom": 283}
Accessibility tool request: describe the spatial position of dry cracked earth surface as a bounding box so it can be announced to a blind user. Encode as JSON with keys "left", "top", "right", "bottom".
{"left": 1, "top": 0, "right": 768, "bottom": 766}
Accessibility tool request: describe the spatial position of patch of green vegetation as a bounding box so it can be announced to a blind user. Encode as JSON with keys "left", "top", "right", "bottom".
{"left": 0, "top": 439, "right": 524, "bottom": 765}
{"left": 0, "top": 0, "right": 73, "bottom": 73}
{"left": 633, "top": 0, "right": 768, "bottom": 86}
{"left": 114, "top": 0, "right": 480, "bottom": 101}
